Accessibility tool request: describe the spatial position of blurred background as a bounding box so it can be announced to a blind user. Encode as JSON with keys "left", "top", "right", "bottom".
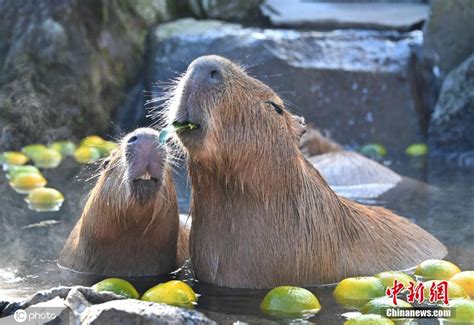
{"left": 0, "top": 1, "right": 473, "bottom": 323}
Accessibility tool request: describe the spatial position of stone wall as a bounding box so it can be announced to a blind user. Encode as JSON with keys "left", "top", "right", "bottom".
{"left": 117, "top": 19, "right": 429, "bottom": 156}
{"left": 0, "top": 0, "right": 177, "bottom": 149}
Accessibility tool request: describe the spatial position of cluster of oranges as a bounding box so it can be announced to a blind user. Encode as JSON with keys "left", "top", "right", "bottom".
{"left": 1, "top": 135, "right": 117, "bottom": 212}
{"left": 332, "top": 259, "right": 473, "bottom": 324}
{"left": 247, "top": 259, "right": 473, "bottom": 323}
{"left": 92, "top": 278, "right": 198, "bottom": 309}
{"left": 93, "top": 259, "right": 473, "bottom": 323}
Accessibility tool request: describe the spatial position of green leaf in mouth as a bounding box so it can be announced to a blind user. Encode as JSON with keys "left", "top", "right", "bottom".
{"left": 172, "top": 121, "right": 200, "bottom": 131}
{"left": 159, "top": 122, "right": 201, "bottom": 144}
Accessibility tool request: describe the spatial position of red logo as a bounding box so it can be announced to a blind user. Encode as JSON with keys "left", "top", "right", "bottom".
{"left": 386, "top": 280, "right": 449, "bottom": 305}
{"left": 429, "top": 281, "right": 449, "bottom": 305}
{"left": 406, "top": 281, "right": 425, "bottom": 304}
{"left": 386, "top": 279, "right": 405, "bottom": 305}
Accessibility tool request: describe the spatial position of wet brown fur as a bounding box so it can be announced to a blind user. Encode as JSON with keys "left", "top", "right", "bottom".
{"left": 58, "top": 132, "right": 189, "bottom": 276}
{"left": 168, "top": 55, "right": 447, "bottom": 289}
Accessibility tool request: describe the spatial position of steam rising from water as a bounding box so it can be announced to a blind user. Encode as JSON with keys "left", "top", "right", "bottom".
{"left": 0, "top": 159, "right": 95, "bottom": 300}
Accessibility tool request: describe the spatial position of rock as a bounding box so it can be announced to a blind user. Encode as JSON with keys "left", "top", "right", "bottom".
{"left": 187, "top": 0, "right": 264, "bottom": 22}
{"left": 300, "top": 127, "right": 402, "bottom": 198}
{"left": 304, "top": 146, "right": 435, "bottom": 203}
{"left": 423, "top": 0, "right": 474, "bottom": 79}
{"left": 127, "top": 18, "right": 427, "bottom": 157}
{"left": 262, "top": 0, "right": 429, "bottom": 31}
{"left": 309, "top": 151, "right": 402, "bottom": 199}
{"left": 298, "top": 128, "right": 433, "bottom": 200}
{"left": 0, "top": 0, "right": 177, "bottom": 149}
{"left": 299, "top": 128, "right": 403, "bottom": 199}
{"left": 428, "top": 53, "right": 474, "bottom": 166}
{"left": 309, "top": 151, "right": 402, "bottom": 187}
{"left": 1, "top": 286, "right": 214, "bottom": 324}
{"left": 1, "top": 286, "right": 72, "bottom": 316}
{"left": 80, "top": 300, "right": 213, "bottom": 324}
{"left": 1, "top": 286, "right": 120, "bottom": 317}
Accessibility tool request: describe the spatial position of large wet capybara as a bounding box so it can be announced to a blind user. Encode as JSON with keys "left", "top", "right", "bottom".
{"left": 162, "top": 55, "right": 447, "bottom": 289}
{"left": 59, "top": 128, "right": 188, "bottom": 276}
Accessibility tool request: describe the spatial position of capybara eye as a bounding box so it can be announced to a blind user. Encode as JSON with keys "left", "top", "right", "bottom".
{"left": 265, "top": 101, "right": 284, "bottom": 115}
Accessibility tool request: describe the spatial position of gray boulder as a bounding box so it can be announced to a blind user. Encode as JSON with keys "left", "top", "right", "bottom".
{"left": 262, "top": 0, "right": 429, "bottom": 31}
{"left": 1, "top": 286, "right": 214, "bottom": 324}
{"left": 428, "top": 53, "right": 474, "bottom": 166}
{"left": 299, "top": 127, "right": 434, "bottom": 200}
{"left": 0, "top": 0, "right": 176, "bottom": 150}
{"left": 309, "top": 151, "right": 402, "bottom": 199}
{"left": 128, "top": 18, "right": 428, "bottom": 157}
{"left": 423, "top": 0, "right": 474, "bottom": 79}
{"left": 188, "top": 0, "right": 264, "bottom": 22}
{"left": 80, "top": 300, "right": 212, "bottom": 324}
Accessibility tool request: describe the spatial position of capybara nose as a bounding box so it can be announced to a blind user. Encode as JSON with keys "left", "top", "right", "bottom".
{"left": 189, "top": 57, "right": 224, "bottom": 87}
{"left": 124, "top": 128, "right": 164, "bottom": 180}
{"left": 126, "top": 132, "right": 157, "bottom": 148}
{"left": 127, "top": 135, "right": 138, "bottom": 144}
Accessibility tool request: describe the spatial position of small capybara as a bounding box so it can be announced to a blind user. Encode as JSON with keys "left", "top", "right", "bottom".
{"left": 59, "top": 128, "right": 188, "bottom": 276}
{"left": 300, "top": 127, "right": 402, "bottom": 197}
{"left": 299, "top": 127, "right": 342, "bottom": 157}
{"left": 164, "top": 55, "right": 447, "bottom": 289}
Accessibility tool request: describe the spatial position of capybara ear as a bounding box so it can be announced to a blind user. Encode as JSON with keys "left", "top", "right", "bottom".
{"left": 290, "top": 114, "right": 307, "bottom": 140}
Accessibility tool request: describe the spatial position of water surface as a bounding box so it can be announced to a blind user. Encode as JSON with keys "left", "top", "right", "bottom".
{"left": 0, "top": 157, "right": 472, "bottom": 324}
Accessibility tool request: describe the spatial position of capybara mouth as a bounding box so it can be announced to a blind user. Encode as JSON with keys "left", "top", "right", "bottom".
{"left": 132, "top": 178, "right": 158, "bottom": 186}
{"left": 172, "top": 119, "right": 204, "bottom": 146}
{"left": 172, "top": 121, "right": 201, "bottom": 133}
{"left": 131, "top": 177, "right": 161, "bottom": 203}
{"left": 134, "top": 171, "right": 156, "bottom": 181}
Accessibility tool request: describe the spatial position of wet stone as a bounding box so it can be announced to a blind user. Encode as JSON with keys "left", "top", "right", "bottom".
{"left": 428, "top": 53, "right": 474, "bottom": 166}
{"left": 1, "top": 286, "right": 214, "bottom": 324}
{"left": 119, "top": 18, "right": 428, "bottom": 157}
{"left": 262, "top": 0, "right": 429, "bottom": 31}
